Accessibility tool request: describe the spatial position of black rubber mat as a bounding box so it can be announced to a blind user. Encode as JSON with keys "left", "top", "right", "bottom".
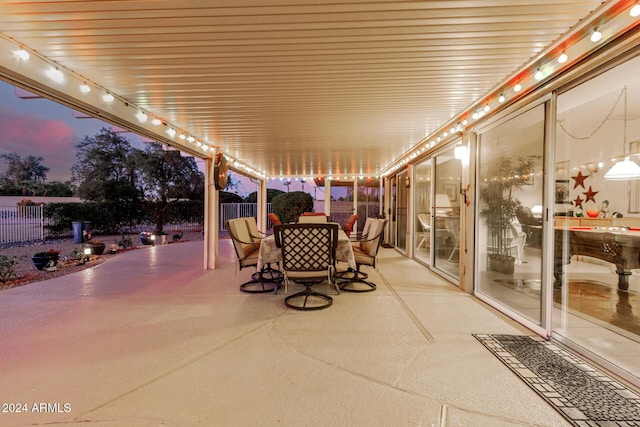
{"left": 474, "top": 334, "right": 640, "bottom": 426}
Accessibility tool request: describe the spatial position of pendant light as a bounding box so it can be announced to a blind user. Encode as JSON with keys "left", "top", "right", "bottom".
{"left": 604, "top": 86, "right": 640, "bottom": 180}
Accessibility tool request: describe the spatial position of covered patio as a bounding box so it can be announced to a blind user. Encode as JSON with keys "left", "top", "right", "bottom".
{"left": 0, "top": 240, "right": 567, "bottom": 426}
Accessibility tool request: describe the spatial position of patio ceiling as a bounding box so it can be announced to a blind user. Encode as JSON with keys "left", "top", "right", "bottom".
{"left": 0, "top": 0, "right": 611, "bottom": 179}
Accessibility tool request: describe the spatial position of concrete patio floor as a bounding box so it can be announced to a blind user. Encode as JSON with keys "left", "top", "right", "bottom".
{"left": 0, "top": 240, "right": 570, "bottom": 426}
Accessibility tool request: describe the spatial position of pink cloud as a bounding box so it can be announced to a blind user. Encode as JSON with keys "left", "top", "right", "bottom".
{"left": 0, "top": 109, "right": 76, "bottom": 181}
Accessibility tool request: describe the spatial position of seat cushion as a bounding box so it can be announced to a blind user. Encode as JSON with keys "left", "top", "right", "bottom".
{"left": 352, "top": 246, "right": 374, "bottom": 266}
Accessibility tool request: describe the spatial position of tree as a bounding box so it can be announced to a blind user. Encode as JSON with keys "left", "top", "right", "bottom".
{"left": 1, "top": 153, "right": 49, "bottom": 184}
{"left": 71, "top": 128, "right": 139, "bottom": 202}
{"left": 244, "top": 189, "right": 285, "bottom": 203}
{"left": 135, "top": 143, "right": 204, "bottom": 233}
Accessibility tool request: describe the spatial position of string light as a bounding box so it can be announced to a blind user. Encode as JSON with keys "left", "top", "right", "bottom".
{"left": 102, "top": 93, "right": 114, "bottom": 102}
{"left": 498, "top": 93, "right": 506, "bottom": 103}
{"left": 514, "top": 83, "right": 522, "bottom": 92}
{"left": 46, "top": 67, "right": 64, "bottom": 83}
{"left": 590, "top": 27, "right": 602, "bottom": 42}
{"left": 558, "top": 51, "right": 568, "bottom": 64}
{"left": 79, "top": 83, "right": 91, "bottom": 94}
{"left": 135, "top": 111, "right": 148, "bottom": 123}
{"left": 14, "top": 48, "right": 30, "bottom": 61}
{"left": 534, "top": 68, "right": 544, "bottom": 80}
{"left": 632, "top": 2, "right": 640, "bottom": 17}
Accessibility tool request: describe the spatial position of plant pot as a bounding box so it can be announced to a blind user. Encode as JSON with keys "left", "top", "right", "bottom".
{"left": 488, "top": 254, "right": 515, "bottom": 274}
{"left": 32, "top": 254, "right": 59, "bottom": 271}
{"left": 140, "top": 232, "right": 155, "bottom": 245}
{"left": 89, "top": 243, "right": 105, "bottom": 255}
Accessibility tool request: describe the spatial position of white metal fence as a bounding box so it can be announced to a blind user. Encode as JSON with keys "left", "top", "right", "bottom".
{"left": 219, "top": 203, "right": 273, "bottom": 231}
{"left": 0, "top": 205, "right": 44, "bottom": 244}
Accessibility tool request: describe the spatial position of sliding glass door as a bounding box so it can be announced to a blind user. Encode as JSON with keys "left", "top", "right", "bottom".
{"left": 553, "top": 54, "right": 640, "bottom": 382}
{"left": 475, "top": 103, "right": 546, "bottom": 329}
{"left": 413, "top": 159, "right": 432, "bottom": 265}
{"left": 433, "top": 148, "right": 461, "bottom": 279}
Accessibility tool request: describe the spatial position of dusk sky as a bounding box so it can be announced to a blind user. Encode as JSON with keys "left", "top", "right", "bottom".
{"left": 0, "top": 79, "right": 319, "bottom": 198}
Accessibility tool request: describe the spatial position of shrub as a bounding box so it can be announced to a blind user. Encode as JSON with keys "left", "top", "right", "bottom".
{"left": 271, "top": 191, "right": 314, "bottom": 224}
{"left": 0, "top": 255, "right": 20, "bottom": 284}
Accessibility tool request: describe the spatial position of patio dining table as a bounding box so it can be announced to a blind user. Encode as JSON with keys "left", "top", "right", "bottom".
{"left": 257, "top": 227, "right": 357, "bottom": 271}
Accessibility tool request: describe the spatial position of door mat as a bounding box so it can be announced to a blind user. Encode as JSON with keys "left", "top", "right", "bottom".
{"left": 474, "top": 334, "right": 640, "bottom": 426}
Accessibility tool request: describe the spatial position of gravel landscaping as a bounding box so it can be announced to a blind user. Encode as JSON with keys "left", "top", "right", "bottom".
{"left": 0, "top": 231, "right": 204, "bottom": 290}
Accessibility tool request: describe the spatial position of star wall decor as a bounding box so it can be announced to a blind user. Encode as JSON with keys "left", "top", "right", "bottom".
{"left": 573, "top": 195, "right": 584, "bottom": 208}
{"left": 571, "top": 170, "right": 588, "bottom": 189}
{"left": 583, "top": 185, "right": 598, "bottom": 203}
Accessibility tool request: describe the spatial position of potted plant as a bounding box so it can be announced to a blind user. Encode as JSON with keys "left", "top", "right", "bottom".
{"left": 87, "top": 239, "right": 106, "bottom": 255}
{"left": 479, "top": 143, "right": 539, "bottom": 274}
{"left": 32, "top": 249, "right": 60, "bottom": 271}
{"left": 139, "top": 231, "right": 155, "bottom": 246}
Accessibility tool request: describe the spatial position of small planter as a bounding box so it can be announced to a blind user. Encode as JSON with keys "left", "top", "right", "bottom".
{"left": 140, "top": 232, "right": 155, "bottom": 246}
{"left": 88, "top": 243, "right": 106, "bottom": 255}
{"left": 32, "top": 254, "right": 59, "bottom": 271}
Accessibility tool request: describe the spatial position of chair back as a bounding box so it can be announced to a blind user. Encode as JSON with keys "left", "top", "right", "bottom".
{"left": 267, "top": 212, "right": 282, "bottom": 226}
{"left": 274, "top": 223, "right": 338, "bottom": 280}
{"left": 359, "top": 219, "right": 387, "bottom": 258}
{"left": 298, "top": 213, "right": 328, "bottom": 223}
{"left": 417, "top": 213, "right": 430, "bottom": 231}
{"left": 343, "top": 214, "right": 359, "bottom": 236}
{"left": 226, "top": 218, "right": 258, "bottom": 267}
{"left": 244, "top": 216, "right": 263, "bottom": 244}
{"left": 360, "top": 217, "right": 375, "bottom": 239}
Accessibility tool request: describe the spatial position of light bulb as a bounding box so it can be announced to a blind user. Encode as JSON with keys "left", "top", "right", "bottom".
{"left": 558, "top": 52, "right": 568, "bottom": 64}
{"left": 46, "top": 67, "right": 64, "bottom": 83}
{"left": 590, "top": 28, "right": 602, "bottom": 42}
{"left": 152, "top": 118, "right": 162, "bottom": 125}
{"left": 14, "top": 49, "right": 30, "bottom": 61}
{"left": 136, "top": 111, "right": 148, "bottom": 123}
{"left": 166, "top": 128, "right": 176, "bottom": 138}
{"left": 102, "top": 93, "right": 114, "bottom": 102}
{"left": 514, "top": 83, "right": 522, "bottom": 92}
{"left": 498, "top": 93, "right": 506, "bottom": 103}
{"left": 79, "top": 83, "right": 91, "bottom": 94}
{"left": 534, "top": 69, "right": 543, "bottom": 80}
{"left": 631, "top": 3, "right": 640, "bottom": 17}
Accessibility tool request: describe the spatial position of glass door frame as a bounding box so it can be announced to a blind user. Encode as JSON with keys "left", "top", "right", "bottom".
{"left": 471, "top": 94, "right": 553, "bottom": 339}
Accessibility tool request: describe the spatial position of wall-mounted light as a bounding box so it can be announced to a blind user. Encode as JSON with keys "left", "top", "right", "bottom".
{"left": 454, "top": 145, "right": 468, "bottom": 160}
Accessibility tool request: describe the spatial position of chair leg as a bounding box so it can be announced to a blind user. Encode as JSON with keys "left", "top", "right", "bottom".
{"left": 240, "top": 264, "right": 282, "bottom": 294}
{"left": 284, "top": 286, "right": 333, "bottom": 310}
{"left": 339, "top": 265, "right": 376, "bottom": 292}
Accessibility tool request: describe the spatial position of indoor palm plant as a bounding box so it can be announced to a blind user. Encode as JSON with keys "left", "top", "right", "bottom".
{"left": 479, "top": 143, "right": 539, "bottom": 274}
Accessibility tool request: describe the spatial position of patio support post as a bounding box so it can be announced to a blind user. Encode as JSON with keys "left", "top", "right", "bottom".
{"left": 324, "top": 179, "right": 331, "bottom": 217}
{"left": 203, "top": 156, "right": 219, "bottom": 269}
{"left": 257, "top": 178, "right": 267, "bottom": 232}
